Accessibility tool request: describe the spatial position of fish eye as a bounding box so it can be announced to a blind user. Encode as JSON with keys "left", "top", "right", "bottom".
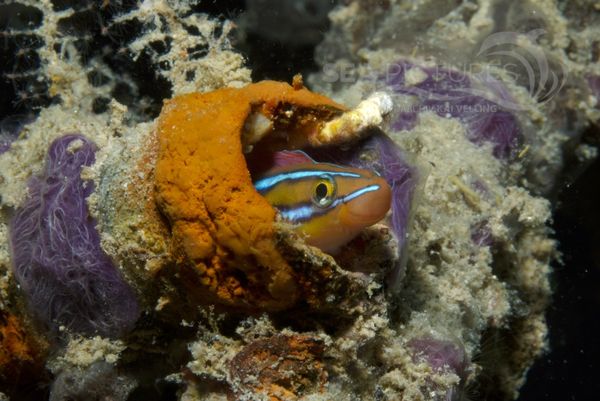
{"left": 312, "top": 175, "right": 336, "bottom": 208}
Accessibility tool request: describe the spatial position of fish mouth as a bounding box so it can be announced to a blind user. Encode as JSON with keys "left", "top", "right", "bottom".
{"left": 343, "top": 207, "right": 389, "bottom": 226}
{"left": 341, "top": 182, "right": 392, "bottom": 227}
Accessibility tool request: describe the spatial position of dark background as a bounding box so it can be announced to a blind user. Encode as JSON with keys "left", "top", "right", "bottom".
{"left": 518, "top": 143, "right": 600, "bottom": 401}
{"left": 1, "top": 1, "right": 599, "bottom": 400}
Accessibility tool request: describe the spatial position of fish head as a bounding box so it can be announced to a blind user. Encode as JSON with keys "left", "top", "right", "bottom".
{"left": 334, "top": 168, "right": 392, "bottom": 229}
{"left": 254, "top": 155, "right": 392, "bottom": 254}
{"left": 299, "top": 165, "right": 391, "bottom": 253}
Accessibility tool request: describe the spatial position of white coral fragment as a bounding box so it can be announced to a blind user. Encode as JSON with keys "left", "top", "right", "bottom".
{"left": 310, "top": 92, "right": 393, "bottom": 146}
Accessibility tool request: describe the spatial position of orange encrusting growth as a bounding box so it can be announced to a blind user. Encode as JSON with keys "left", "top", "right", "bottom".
{"left": 0, "top": 310, "right": 45, "bottom": 384}
{"left": 229, "top": 334, "right": 326, "bottom": 401}
{"left": 154, "top": 81, "right": 345, "bottom": 311}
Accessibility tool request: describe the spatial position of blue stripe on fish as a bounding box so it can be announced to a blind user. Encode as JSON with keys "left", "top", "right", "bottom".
{"left": 277, "top": 184, "right": 382, "bottom": 224}
{"left": 280, "top": 205, "right": 318, "bottom": 222}
{"left": 254, "top": 169, "right": 361, "bottom": 193}
{"left": 339, "top": 184, "right": 381, "bottom": 203}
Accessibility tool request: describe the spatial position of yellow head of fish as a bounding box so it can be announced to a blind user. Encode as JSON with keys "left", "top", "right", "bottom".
{"left": 254, "top": 151, "right": 392, "bottom": 253}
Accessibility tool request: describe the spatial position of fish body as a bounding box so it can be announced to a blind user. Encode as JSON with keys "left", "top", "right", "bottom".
{"left": 254, "top": 151, "right": 392, "bottom": 253}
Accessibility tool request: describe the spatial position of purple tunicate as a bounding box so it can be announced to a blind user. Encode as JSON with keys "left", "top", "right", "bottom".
{"left": 471, "top": 221, "right": 493, "bottom": 247}
{"left": 9, "top": 134, "right": 139, "bottom": 338}
{"left": 409, "top": 337, "right": 469, "bottom": 373}
{"left": 391, "top": 110, "right": 419, "bottom": 132}
{"left": 408, "top": 337, "right": 470, "bottom": 401}
{"left": 385, "top": 60, "right": 522, "bottom": 159}
{"left": 374, "top": 134, "right": 416, "bottom": 247}
{"left": 307, "top": 132, "right": 418, "bottom": 288}
{"left": 0, "top": 141, "right": 10, "bottom": 155}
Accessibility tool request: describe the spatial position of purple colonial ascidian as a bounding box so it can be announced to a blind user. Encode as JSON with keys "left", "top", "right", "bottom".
{"left": 0, "top": 141, "right": 10, "bottom": 155}
{"left": 408, "top": 337, "right": 471, "bottom": 401}
{"left": 385, "top": 60, "right": 522, "bottom": 159}
{"left": 9, "top": 134, "right": 139, "bottom": 338}
{"left": 307, "top": 132, "right": 418, "bottom": 288}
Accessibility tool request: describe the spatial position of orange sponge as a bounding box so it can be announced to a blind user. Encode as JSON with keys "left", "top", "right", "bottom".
{"left": 154, "top": 81, "right": 345, "bottom": 311}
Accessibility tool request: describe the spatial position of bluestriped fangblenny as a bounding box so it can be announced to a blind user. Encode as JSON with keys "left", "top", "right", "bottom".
{"left": 255, "top": 151, "right": 392, "bottom": 253}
